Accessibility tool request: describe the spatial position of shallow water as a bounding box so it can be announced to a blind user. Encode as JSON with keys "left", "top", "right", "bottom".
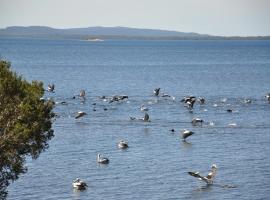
{"left": 1, "top": 38, "right": 270, "bottom": 200}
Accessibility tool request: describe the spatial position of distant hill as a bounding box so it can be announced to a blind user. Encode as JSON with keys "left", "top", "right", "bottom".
{"left": 0, "top": 26, "right": 269, "bottom": 40}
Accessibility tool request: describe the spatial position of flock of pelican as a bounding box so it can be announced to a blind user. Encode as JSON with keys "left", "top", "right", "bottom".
{"left": 47, "top": 84, "right": 270, "bottom": 190}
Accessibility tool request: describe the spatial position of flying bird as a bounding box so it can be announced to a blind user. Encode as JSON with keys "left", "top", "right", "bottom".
{"left": 188, "top": 164, "right": 218, "bottom": 185}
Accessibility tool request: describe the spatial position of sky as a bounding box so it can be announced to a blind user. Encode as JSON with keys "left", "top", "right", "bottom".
{"left": 0, "top": 0, "right": 269, "bottom": 36}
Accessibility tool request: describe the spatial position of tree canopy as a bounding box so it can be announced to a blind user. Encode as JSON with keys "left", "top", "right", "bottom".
{"left": 0, "top": 60, "right": 55, "bottom": 199}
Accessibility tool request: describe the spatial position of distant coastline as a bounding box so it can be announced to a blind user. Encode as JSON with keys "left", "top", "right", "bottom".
{"left": 0, "top": 26, "right": 269, "bottom": 40}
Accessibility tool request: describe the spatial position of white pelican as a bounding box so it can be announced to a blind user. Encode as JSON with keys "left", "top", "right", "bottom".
{"left": 97, "top": 153, "right": 109, "bottom": 164}
{"left": 72, "top": 178, "right": 88, "bottom": 190}
{"left": 118, "top": 140, "right": 129, "bottom": 149}
{"left": 188, "top": 164, "right": 218, "bottom": 185}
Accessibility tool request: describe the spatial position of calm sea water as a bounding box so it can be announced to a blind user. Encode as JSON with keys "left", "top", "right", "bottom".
{"left": 1, "top": 38, "right": 270, "bottom": 200}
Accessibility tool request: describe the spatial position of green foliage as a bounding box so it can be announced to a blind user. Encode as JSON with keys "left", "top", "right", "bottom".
{"left": 0, "top": 60, "right": 54, "bottom": 199}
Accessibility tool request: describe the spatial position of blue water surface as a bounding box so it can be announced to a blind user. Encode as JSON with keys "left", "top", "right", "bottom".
{"left": 1, "top": 38, "right": 270, "bottom": 200}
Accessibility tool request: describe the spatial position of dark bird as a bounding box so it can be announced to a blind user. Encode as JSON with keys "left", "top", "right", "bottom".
{"left": 181, "top": 129, "right": 194, "bottom": 141}
{"left": 227, "top": 109, "right": 233, "bottom": 113}
{"left": 188, "top": 164, "right": 218, "bottom": 185}
{"left": 97, "top": 153, "right": 109, "bottom": 164}
{"left": 143, "top": 113, "right": 150, "bottom": 122}
{"left": 75, "top": 111, "right": 87, "bottom": 119}
{"left": 153, "top": 88, "right": 160, "bottom": 96}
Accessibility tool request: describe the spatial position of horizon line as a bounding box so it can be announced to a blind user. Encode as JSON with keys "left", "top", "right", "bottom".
{"left": 1, "top": 25, "right": 270, "bottom": 38}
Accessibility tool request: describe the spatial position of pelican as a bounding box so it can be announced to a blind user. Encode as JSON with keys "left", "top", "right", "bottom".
{"left": 75, "top": 111, "right": 87, "bottom": 119}
{"left": 72, "top": 178, "right": 88, "bottom": 190}
{"left": 198, "top": 97, "right": 205, "bottom": 104}
{"left": 153, "top": 88, "right": 160, "bottom": 96}
{"left": 97, "top": 153, "right": 109, "bottom": 164}
{"left": 79, "top": 90, "right": 86, "bottom": 98}
{"left": 140, "top": 105, "right": 149, "bottom": 112}
{"left": 186, "top": 99, "right": 196, "bottom": 109}
{"left": 118, "top": 140, "right": 129, "bottom": 149}
{"left": 188, "top": 164, "right": 218, "bottom": 185}
{"left": 191, "top": 118, "right": 204, "bottom": 125}
{"left": 181, "top": 129, "right": 194, "bottom": 141}
{"left": 47, "top": 84, "right": 55, "bottom": 92}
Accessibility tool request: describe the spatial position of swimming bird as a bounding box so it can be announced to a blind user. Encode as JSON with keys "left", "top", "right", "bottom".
{"left": 79, "top": 90, "right": 86, "bottom": 98}
{"left": 191, "top": 118, "right": 204, "bottom": 125}
{"left": 97, "top": 153, "right": 109, "bottom": 164}
{"left": 265, "top": 93, "right": 270, "bottom": 102}
{"left": 198, "top": 97, "right": 206, "bottom": 104}
{"left": 188, "top": 164, "right": 218, "bottom": 185}
{"left": 243, "top": 99, "right": 252, "bottom": 104}
{"left": 72, "top": 178, "right": 88, "bottom": 190}
{"left": 143, "top": 113, "right": 150, "bottom": 122}
{"left": 140, "top": 104, "right": 149, "bottom": 112}
{"left": 118, "top": 140, "right": 129, "bottom": 149}
{"left": 181, "top": 129, "right": 194, "bottom": 141}
{"left": 47, "top": 84, "right": 55, "bottom": 92}
{"left": 109, "top": 95, "right": 128, "bottom": 103}
{"left": 75, "top": 111, "right": 87, "bottom": 119}
{"left": 227, "top": 109, "right": 233, "bottom": 113}
{"left": 153, "top": 88, "right": 160, "bottom": 96}
{"left": 181, "top": 96, "right": 196, "bottom": 103}
{"left": 186, "top": 98, "right": 196, "bottom": 109}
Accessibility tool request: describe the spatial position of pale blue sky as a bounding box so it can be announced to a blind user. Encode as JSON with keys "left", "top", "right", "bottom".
{"left": 0, "top": 0, "right": 269, "bottom": 36}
